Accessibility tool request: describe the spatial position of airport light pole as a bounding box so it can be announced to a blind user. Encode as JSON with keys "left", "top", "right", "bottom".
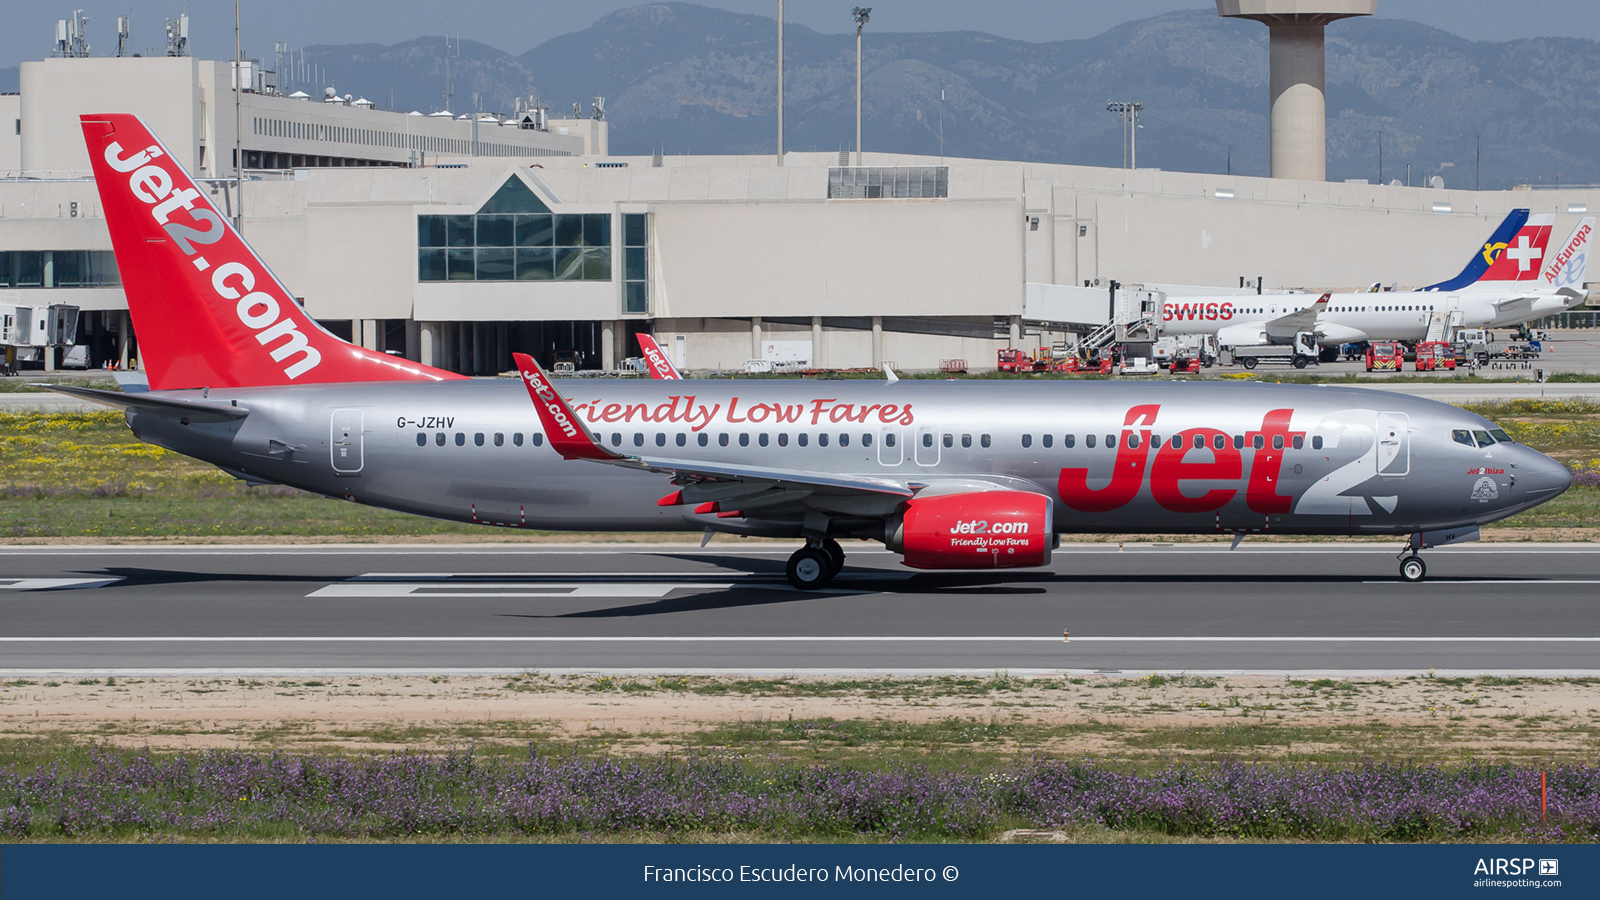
{"left": 233, "top": 0, "right": 243, "bottom": 233}
{"left": 1106, "top": 101, "right": 1141, "bottom": 169}
{"left": 853, "top": 6, "right": 870, "bottom": 166}
{"left": 771, "top": 0, "right": 777, "bottom": 164}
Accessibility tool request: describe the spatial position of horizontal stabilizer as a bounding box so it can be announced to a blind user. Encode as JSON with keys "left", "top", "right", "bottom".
{"left": 35, "top": 384, "right": 249, "bottom": 423}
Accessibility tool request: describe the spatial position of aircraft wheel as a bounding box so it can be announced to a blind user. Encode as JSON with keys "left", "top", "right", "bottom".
{"left": 1242, "top": 358, "right": 1258, "bottom": 370}
{"left": 787, "top": 547, "right": 835, "bottom": 590}
{"left": 821, "top": 538, "right": 846, "bottom": 576}
{"left": 1399, "top": 555, "right": 1426, "bottom": 583}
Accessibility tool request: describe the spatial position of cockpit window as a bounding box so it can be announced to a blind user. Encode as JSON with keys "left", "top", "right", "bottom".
{"left": 1489, "top": 428, "right": 1513, "bottom": 444}
{"left": 1452, "top": 429, "right": 1474, "bottom": 447}
{"left": 1473, "top": 430, "right": 1494, "bottom": 447}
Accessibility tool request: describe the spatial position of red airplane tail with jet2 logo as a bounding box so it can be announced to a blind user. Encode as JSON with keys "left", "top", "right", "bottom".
{"left": 80, "top": 113, "right": 464, "bottom": 391}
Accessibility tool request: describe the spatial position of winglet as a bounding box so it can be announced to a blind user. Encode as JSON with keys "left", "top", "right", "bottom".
{"left": 636, "top": 334, "right": 683, "bottom": 380}
{"left": 512, "top": 352, "right": 620, "bottom": 461}
{"left": 883, "top": 364, "right": 899, "bottom": 384}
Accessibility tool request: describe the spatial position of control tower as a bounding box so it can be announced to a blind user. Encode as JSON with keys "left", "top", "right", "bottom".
{"left": 1217, "top": 1, "right": 1376, "bottom": 182}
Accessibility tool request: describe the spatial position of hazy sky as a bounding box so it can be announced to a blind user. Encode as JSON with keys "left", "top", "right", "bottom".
{"left": 6, "top": 1, "right": 1598, "bottom": 69}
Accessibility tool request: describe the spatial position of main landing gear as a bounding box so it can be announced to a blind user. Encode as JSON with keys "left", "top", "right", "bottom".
{"left": 787, "top": 538, "right": 845, "bottom": 589}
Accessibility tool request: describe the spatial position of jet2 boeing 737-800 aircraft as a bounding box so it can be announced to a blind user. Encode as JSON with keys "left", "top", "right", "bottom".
{"left": 47, "top": 114, "right": 1573, "bottom": 588}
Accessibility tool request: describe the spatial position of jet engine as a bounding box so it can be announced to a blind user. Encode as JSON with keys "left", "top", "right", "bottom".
{"left": 885, "top": 490, "right": 1054, "bottom": 569}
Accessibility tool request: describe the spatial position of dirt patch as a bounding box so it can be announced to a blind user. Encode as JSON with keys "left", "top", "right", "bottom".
{"left": 5, "top": 674, "right": 1597, "bottom": 761}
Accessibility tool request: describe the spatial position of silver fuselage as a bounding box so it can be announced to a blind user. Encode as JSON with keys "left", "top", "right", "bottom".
{"left": 129, "top": 378, "right": 1569, "bottom": 538}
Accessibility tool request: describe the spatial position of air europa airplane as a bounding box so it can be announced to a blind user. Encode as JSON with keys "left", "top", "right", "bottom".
{"left": 50, "top": 114, "right": 1573, "bottom": 588}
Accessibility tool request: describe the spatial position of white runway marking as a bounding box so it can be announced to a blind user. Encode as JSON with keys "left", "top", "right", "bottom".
{"left": 0, "top": 577, "right": 123, "bottom": 591}
{"left": 1361, "top": 579, "right": 1600, "bottom": 585}
{"left": 0, "top": 635, "right": 1596, "bottom": 643}
{"left": 307, "top": 582, "right": 734, "bottom": 599}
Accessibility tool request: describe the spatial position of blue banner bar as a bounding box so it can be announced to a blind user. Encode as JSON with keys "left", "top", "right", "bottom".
{"left": 3, "top": 843, "right": 1593, "bottom": 899}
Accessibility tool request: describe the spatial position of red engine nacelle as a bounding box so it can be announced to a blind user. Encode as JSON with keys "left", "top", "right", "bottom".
{"left": 888, "top": 490, "right": 1054, "bottom": 570}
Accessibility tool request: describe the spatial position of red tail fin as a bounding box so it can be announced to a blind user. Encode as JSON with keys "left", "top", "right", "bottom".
{"left": 635, "top": 333, "right": 682, "bottom": 380}
{"left": 1478, "top": 214, "right": 1555, "bottom": 283}
{"left": 80, "top": 113, "right": 464, "bottom": 390}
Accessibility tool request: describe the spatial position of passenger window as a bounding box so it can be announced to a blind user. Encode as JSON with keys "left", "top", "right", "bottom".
{"left": 416, "top": 433, "right": 427, "bottom": 447}
{"left": 1272, "top": 435, "right": 1284, "bottom": 450}
{"left": 1106, "top": 434, "right": 1117, "bottom": 449}
{"left": 885, "top": 433, "right": 895, "bottom": 447}
{"left": 799, "top": 433, "right": 809, "bottom": 447}
{"left": 610, "top": 433, "right": 622, "bottom": 447}
{"left": 1292, "top": 435, "right": 1303, "bottom": 450}
{"left": 474, "top": 433, "right": 485, "bottom": 446}
{"left": 698, "top": 433, "right": 709, "bottom": 447}
{"left": 677, "top": 433, "right": 687, "bottom": 447}
{"left": 1193, "top": 434, "right": 1204, "bottom": 450}
{"left": 455, "top": 433, "right": 465, "bottom": 446}
{"left": 1213, "top": 434, "right": 1225, "bottom": 450}
{"left": 779, "top": 433, "right": 789, "bottom": 447}
{"left": 943, "top": 434, "right": 953, "bottom": 448}
{"left": 961, "top": 434, "right": 972, "bottom": 449}
{"left": 1022, "top": 434, "right": 1033, "bottom": 448}
{"left": 1233, "top": 435, "right": 1244, "bottom": 449}
{"left": 980, "top": 434, "right": 991, "bottom": 448}
{"left": 513, "top": 433, "right": 524, "bottom": 447}
{"left": 1253, "top": 435, "right": 1265, "bottom": 450}
{"left": 1489, "top": 428, "right": 1513, "bottom": 444}
{"left": 820, "top": 433, "right": 830, "bottom": 447}
{"left": 922, "top": 433, "right": 932, "bottom": 447}
{"left": 494, "top": 433, "right": 504, "bottom": 446}
{"left": 1312, "top": 435, "right": 1322, "bottom": 450}
{"left": 739, "top": 433, "right": 749, "bottom": 447}
{"left": 1127, "top": 434, "right": 1139, "bottom": 449}
{"left": 759, "top": 433, "right": 769, "bottom": 447}
{"left": 1473, "top": 430, "right": 1494, "bottom": 447}
{"left": 656, "top": 433, "right": 666, "bottom": 447}
{"left": 634, "top": 433, "right": 645, "bottom": 447}
{"left": 862, "top": 433, "right": 872, "bottom": 447}
{"left": 436, "top": 432, "right": 446, "bottom": 446}
{"left": 1042, "top": 434, "right": 1053, "bottom": 448}
{"left": 839, "top": 433, "right": 850, "bottom": 447}
{"left": 1085, "top": 434, "right": 1096, "bottom": 448}
{"left": 718, "top": 434, "right": 729, "bottom": 447}
{"left": 532, "top": 433, "right": 544, "bottom": 447}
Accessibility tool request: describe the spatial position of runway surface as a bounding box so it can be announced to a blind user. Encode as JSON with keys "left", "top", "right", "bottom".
{"left": 2, "top": 542, "right": 1598, "bottom": 676}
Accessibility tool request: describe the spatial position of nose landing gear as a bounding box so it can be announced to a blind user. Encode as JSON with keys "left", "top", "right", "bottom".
{"left": 786, "top": 538, "right": 846, "bottom": 589}
{"left": 1399, "top": 555, "right": 1427, "bottom": 583}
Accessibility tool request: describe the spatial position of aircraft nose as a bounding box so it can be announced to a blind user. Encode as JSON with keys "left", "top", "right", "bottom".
{"left": 1520, "top": 449, "right": 1572, "bottom": 499}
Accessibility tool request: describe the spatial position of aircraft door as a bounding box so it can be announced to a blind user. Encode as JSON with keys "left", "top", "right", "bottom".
{"left": 331, "top": 409, "right": 364, "bottom": 475}
{"left": 878, "top": 427, "right": 904, "bottom": 466}
{"left": 914, "top": 426, "right": 940, "bottom": 466}
{"left": 1376, "top": 412, "right": 1409, "bottom": 477}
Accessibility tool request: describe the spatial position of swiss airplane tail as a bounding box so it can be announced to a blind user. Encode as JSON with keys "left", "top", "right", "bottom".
{"left": 80, "top": 113, "right": 463, "bottom": 391}
{"left": 1540, "top": 217, "right": 1594, "bottom": 290}
{"left": 1423, "top": 209, "right": 1528, "bottom": 291}
{"left": 635, "top": 333, "right": 682, "bottom": 379}
{"left": 1475, "top": 213, "right": 1556, "bottom": 283}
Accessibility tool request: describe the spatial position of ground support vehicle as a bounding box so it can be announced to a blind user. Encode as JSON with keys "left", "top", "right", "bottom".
{"left": 1223, "top": 332, "right": 1318, "bottom": 370}
{"left": 1366, "top": 341, "right": 1401, "bottom": 372}
{"left": 1413, "top": 341, "right": 1456, "bottom": 371}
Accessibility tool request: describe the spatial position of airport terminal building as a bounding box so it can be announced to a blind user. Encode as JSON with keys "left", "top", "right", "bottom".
{"left": 3, "top": 52, "right": 1597, "bottom": 374}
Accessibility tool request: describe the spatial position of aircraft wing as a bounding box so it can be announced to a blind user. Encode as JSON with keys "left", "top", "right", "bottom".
{"left": 511, "top": 353, "right": 914, "bottom": 521}
{"left": 1262, "top": 293, "right": 1330, "bottom": 341}
{"left": 35, "top": 384, "right": 249, "bottom": 423}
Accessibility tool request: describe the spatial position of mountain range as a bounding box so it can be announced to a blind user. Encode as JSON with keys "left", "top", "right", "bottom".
{"left": 6, "top": 4, "right": 1599, "bottom": 188}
